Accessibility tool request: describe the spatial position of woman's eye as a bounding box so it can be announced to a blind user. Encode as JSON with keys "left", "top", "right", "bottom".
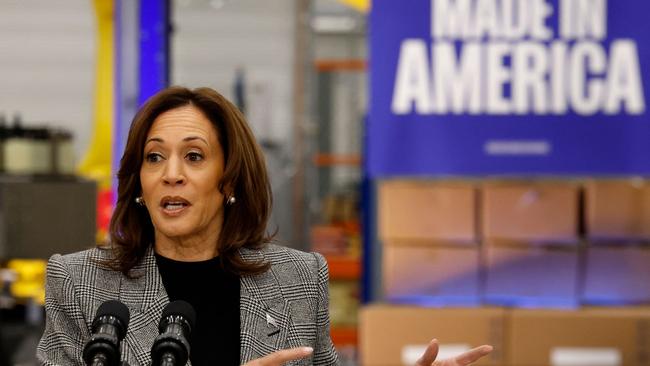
{"left": 145, "top": 152, "right": 163, "bottom": 163}
{"left": 187, "top": 152, "right": 203, "bottom": 162}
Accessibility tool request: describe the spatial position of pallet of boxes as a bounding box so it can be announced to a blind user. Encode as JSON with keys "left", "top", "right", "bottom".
{"left": 360, "top": 179, "right": 650, "bottom": 366}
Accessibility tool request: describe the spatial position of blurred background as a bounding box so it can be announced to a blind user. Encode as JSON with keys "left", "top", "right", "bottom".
{"left": 1, "top": 0, "right": 649, "bottom": 365}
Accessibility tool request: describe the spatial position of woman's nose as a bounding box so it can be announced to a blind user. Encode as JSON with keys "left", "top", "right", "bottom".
{"left": 162, "top": 157, "right": 186, "bottom": 185}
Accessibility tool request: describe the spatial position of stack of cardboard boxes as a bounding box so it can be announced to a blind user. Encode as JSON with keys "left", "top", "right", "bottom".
{"left": 379, "top": 180, "right": 479, "bottom": 305}
{"left": 482, "top": 181, "right": 580, "bottom": 307}
{"left": 583, "top": 180, "right": 650, "bottom": 304}
{"left": 362, "top": 179, "right": 650, "bottom": 366}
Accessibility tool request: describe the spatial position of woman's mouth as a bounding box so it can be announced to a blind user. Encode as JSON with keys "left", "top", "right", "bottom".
{"left": 160, "top": 196, "right": 191, "bottom": 216}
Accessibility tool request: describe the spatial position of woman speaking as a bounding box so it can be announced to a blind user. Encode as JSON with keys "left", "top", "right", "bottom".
{"left": 36, "top": 87, "right": 491, "bottom": 365}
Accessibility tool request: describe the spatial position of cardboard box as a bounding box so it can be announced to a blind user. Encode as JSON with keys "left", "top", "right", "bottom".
{"left": 383, "top": 244, "right": 480, "bottom": 305}
{"left": 482, "top": 182, "right": 578, "bottom": 244}
{"left": 508, "top": 307, "right": 650, "bottom": 366}
{"left": 484, "top": 244, "right": 580, "bottom": 307}
{"left": 583, "top": 246, "right": 650, "bottom": 304}
{"left": 360, "top": 305, "right": 506, "bottom": 366}
{"left": 378, "top": 181, "right": 476, "bottom": 243}
{"left": 585, "top": 180, "right": 650, "bottom": 241}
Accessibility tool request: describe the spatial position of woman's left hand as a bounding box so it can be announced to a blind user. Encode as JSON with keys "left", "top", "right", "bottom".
{"left": 415, "top": 339, "right": 493, "bottom": 366}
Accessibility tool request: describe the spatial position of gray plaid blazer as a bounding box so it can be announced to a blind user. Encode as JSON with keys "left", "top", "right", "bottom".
{"left": 36, "top": 244, "right": 340, "bottom": 366}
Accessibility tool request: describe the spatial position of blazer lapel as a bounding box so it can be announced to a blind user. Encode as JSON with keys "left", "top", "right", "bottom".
{"left": 239, "top": 248, "right": 291, "bottom": 364}
{"left": 120, "top": 247, "right": 169, "bottom": 366}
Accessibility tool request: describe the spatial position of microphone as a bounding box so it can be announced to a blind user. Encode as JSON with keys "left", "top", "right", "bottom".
{"left": 151, "top": 300, "right": 196, "bottom": 366}
{"left": 82, "top": 300, "right": 130, "bottom": 366}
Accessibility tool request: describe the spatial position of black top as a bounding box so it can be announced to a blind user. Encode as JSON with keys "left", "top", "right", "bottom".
{"left": 155, "top": 253, "right": 241, "bottom": 366}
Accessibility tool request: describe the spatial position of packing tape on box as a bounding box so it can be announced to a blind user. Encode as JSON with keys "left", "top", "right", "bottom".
{"left": 401, "top": 344, "right": 470, "bottom": 365}
{"left": 550, "top": 347, "right": 621, "bottom": 366}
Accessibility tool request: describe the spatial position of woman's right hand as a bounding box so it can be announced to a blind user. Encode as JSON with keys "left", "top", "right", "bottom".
{"left": 242, "top": 347, "right": 314, "bottom": 366}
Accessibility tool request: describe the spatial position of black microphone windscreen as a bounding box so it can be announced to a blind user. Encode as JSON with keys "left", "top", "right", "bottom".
{"left": 162, "top": 300, "right": 196, "bottom": 330}
{"left": 96, "top": 300, "right": 131, "bottom": 327}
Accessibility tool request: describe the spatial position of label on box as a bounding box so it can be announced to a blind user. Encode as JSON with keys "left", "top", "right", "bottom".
{"left": 401, "top": 343, "right": 471, "bottom": 365}
{"left": 550, "top": 347, "right": 621, "bottom": 366}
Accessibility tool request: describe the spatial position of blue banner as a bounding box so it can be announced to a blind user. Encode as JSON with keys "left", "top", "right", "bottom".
{"left": 368, "top": 0, "right": 650, "bottom": 176}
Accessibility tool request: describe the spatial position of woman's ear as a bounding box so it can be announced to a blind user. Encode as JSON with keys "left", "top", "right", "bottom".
{"left": 221, "top": 180, "right": 234, "bottom": 196}
{"left": 223, "top": 183, "right": 237, "bottom": 206}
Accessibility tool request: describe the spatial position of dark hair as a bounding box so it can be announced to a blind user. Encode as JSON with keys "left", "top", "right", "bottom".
{"left": 108, "top": 86, "right": 272, "bottom": 276}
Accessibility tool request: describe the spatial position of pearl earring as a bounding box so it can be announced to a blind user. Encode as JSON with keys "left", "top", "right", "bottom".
{"left": 135, "top": 196, "right": 145, "bottom": 206}
{"left": 226, "top": 195, "right": 236, "bottom": 206}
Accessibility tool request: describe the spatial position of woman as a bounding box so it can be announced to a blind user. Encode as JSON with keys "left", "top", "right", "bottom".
{"left": 37, "top": 87, "right": 491, "bottom": 365}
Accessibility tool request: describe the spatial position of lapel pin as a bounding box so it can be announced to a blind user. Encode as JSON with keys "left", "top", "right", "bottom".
{"left": 266, "top": 313, "right": 280, "bottom": 336}
{"left": 266, "top": 313, "right": 278, "bottom": 327}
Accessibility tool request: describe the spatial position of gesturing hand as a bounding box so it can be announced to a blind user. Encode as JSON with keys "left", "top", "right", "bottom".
{"left": 242, "top": 347, "right": 313, "bottom": 366}
{"left": 416, "top": 339, "right": 493, "bottom": 366}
